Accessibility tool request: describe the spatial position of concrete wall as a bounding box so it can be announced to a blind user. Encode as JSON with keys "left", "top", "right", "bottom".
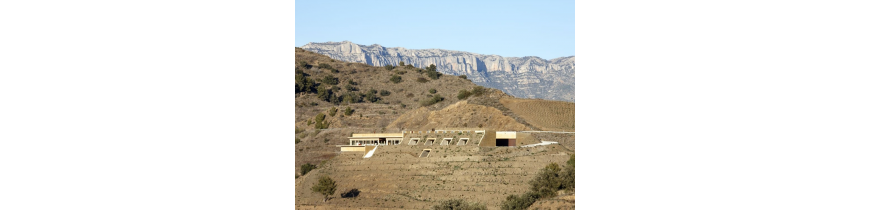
{"left": 478, "top": 129, "right": 497, "bottom": 146}
{"left": 340, "top": 146, "right": 365, "bottom": 152}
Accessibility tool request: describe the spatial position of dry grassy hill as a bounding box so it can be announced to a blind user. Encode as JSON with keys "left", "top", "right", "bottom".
{"left": 295, "top": 144, "right": 573, "bottom": 210}
{"left": 500, "top": 98, "right": 575, "bottom": 132}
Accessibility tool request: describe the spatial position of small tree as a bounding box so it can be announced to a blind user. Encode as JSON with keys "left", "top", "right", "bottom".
{"left": 344, "top": 107, "right": 354, "bottom": 116}
{"left": 399, "top": 61, "right": 405, "bottom": 66}
{"left": 385, "top": 64, "right": 395, "bottom": 70}
{"left": 311, "top": 175, "right": 337, "bottom": 202}
{"left": 322, "top": 74, "right": 339, "bottom": 85}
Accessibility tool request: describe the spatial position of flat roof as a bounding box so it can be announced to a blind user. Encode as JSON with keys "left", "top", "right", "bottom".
{"left": 350, "top": 133, "right": 403, "bottom": 138}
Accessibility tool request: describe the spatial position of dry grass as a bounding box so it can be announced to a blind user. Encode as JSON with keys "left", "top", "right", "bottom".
{"left": 500, "top": 98, "right": 575, "bottom": 131}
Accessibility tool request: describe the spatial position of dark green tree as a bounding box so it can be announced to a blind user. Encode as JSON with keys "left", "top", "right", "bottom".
{"left": 311, "top": 175, "right": 337, "bottom": 202}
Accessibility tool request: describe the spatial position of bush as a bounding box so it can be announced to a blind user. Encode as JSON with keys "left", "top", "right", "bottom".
{"left": 328, "top": 107, "right": 338, "bottom": 116}
{"left": 457, "top": 89, "right": 471, "bottom": 100}
{"left": 459, "top": 75, "right": 468, "bottom": 80}
{"left": 429, "top": 89, "right": 437, "bottom": 94}
{"left": 318, "top": 63, "right": 333, "bottom": 70}
{"left": 396, "top": 70, "right": 407, "bottom": 75}
{"left": 385, "top": 64, "right": 395, "bottom": 71}
{"left": 364, "top": 89, "right": 380, "bottom": 103}
{"left": 344, "top": 107, "right": 354, "bottom": 116}
{"left": 295, "top": 138, "right": 301, "bottom": 144}
{"left": 399, "top": 61, "right": 405, "bottom": 66}
{"left": 501, "top": 191, "right": 542, "bottom": 210}
{"left": 297, "top": 60, "right": 310, "bottom": 69}
{"left": 379, "top": 90, "right": 391, "bottom": 96}
{"left": 420, "top": 94, "right": 444, "bottom": 106}
{"left": 406, "top": 93, "right": 414, "bottom": 98}
{"left": 322, "top": 75, "right": 339, "bottom": 85}
{"left": 344, "top": 84, "right": 358, "bottom": 92}
{"left": 416, "top": 77, "right": 429, "bottom": 83}
{"left": 295, "top": 72, "right": 316, "bottom": 93}
{"left": 390, "top": 74, "right": 402, "bottom": 83}
{"left": 347, "top": 79, "right": 358, "bottom": 85}
{"left": 432, "top": 199, "right": 488, "bottom": 210}
{"left": 472, "top": 86, "right": 485, "bottom": 96}
{"left": 316, "top": 85, "right": 332, "bottom": 102}
{"left": 300, "top": 163, "right": 316, "bottom": 176}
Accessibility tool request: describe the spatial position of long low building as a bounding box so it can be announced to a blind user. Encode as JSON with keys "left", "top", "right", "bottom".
{"left": 338, "top": 129, "right": 538, "bottom": 152}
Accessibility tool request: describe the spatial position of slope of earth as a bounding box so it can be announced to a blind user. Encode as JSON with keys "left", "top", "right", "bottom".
{"left": 386, "top": 100, "right": 530, "bottom": 131}
{"left": 528, "top": 194, "right": 575, "bottom": 210}
{"left": 295, "top": 144, "right": 573, "bottom": 210}
{"left": 500, "top": 98, "right": 575, "bottom": 132}
{"left": 295, "top": 47, "right": 486, "bottom": 170}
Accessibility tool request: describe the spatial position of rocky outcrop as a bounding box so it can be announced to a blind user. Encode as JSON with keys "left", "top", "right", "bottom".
{"left": 301, "top": 41, "right": 575, "bottom": 102}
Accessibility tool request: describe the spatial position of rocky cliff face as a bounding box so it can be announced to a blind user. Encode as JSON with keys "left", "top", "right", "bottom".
{"left": 300, "top": 41, "right": 575, "bottom": 102}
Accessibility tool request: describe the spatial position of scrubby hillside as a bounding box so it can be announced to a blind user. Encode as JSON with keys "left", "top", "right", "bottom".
{"left": 295, "top": 144, "right": 573, "bottom": 210}
{"left": 295, "top": 47, "right": 504, "bottom": 170}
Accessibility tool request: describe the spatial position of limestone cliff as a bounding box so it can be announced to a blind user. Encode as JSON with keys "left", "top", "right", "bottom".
{"left": 301, "top": 41, "right": 575, "bottom": 102}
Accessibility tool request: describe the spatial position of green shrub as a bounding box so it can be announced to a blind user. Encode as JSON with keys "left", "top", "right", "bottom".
{"left": 390, "top": 74, "right": 402, "bottom": 83}
{"left": 457, "top": 89, "right": 471, "bottom": 100}
{"left": 364, "top": 89, "right": 380, "bottom": 103}
{"left": 396, "top": 70, "right": 407, "bottom": 75}
{"left": 295, "top": 138, "right": 301, "bottom": 144}
{"left": 420, "top": 94, "right": 444, "bottom": 106}
{"left": 432, "top": 199, "right": 487, "bottom": 210}
{"left": 429, "top": 89, "right": 437, "bottom": 94}
{"left": 501, "top": 191, "right": 541, "bottom": 210}
{"left": 385, "top": 64, "right": 395, "bottom": 70}
{"left": 317, "top": 63, "right": 332, "bottom": 70}
{"left": 344, "top": 107, "right": 354, "bottom": 116}
{"left": 399, "top": 61, "right": 405, "bottom": 66}
{"left": 328, "top": 107, "right": 338, "bottom": 116}
{"left": 416, "top": 77, "right": 429, "bottom": 83}
{"left": 379, "top": 90, "right": 391, "bottom": 96}
{"left": 472, "top": 86, "right": 485, "bottom": 96}
{"left": 322, "top": 74, "right": 339, "bottom": 85}
{"left": 300, "top": 163, "right": 317, "bottom": 176}
{"left": 297, "top": 60, "right": 310, "bottom": 69}
{"left": 459, "top": 75, "right": 468, "bottom": 80}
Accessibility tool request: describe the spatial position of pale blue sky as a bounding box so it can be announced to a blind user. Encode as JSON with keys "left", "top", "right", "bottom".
{"left": 295, "top": 0, "right": 574, "bottom": 59}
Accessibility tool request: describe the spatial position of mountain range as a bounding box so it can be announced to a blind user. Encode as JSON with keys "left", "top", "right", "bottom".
{"left": 300, "top": 41, "right": 575, "bottom": 102}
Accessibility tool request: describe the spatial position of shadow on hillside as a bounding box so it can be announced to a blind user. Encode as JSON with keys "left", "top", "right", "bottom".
{"left": 341, "top": 189, "right": 360, "bottom": 198}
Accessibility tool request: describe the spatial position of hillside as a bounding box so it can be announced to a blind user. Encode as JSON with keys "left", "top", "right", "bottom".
{"left": 301, "top": 41, "right": 575, "bottom": 102}
{"left": 295, "top": 144, "right": 573, "bottom": 210}
{"left": 295, "top": 47, "right": 576, "bottom": 209}
{"left": 295, "top": 47, "right": 532, "bottom": 169}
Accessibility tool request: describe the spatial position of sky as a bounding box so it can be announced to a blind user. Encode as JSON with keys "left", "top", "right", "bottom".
{"left": 295, "top": 0, "right": 574, "bottom": 59}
